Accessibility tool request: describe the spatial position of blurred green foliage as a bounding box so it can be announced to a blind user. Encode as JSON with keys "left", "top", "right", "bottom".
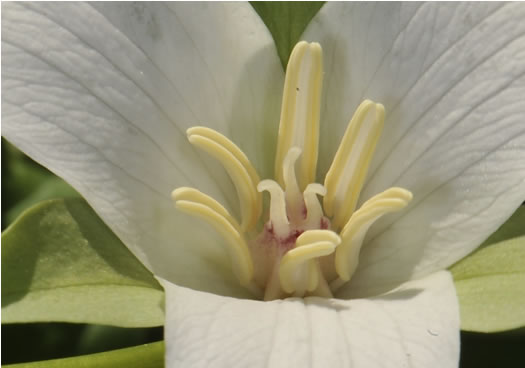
{"left": 2, "top": 323, "right": 162, "bottom": 365}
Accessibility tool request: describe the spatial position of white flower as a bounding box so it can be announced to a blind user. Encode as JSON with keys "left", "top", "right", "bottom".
{"left": 2, "top": 2, "right": 525, "bottom": 368}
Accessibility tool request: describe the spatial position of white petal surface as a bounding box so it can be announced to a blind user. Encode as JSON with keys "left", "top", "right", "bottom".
{"left": 162, "top": 271, "right": 459, "bottom": 368}
{"left": 2, "top": 2, "right": 283, "bottom": 297}
{"left": 302, "top": 2, "right": 525, "bottom": 297}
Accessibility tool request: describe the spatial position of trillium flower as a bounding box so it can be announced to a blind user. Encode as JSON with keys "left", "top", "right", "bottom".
{"left": 3, "top": 2, "right": 525, "bottom": 368}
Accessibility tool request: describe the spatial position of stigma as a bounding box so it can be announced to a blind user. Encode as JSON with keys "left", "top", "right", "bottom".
{"left": 171, "top": 41, "right": 412, "bottom": 300}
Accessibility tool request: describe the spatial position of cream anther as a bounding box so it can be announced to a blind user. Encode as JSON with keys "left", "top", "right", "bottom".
{"left": 187, "top": 129, "right": 261, "bottom": 231}
{"left": 171, "top": 187, "right": 241, "bottom": 233}
{"left": 324, "top": 100, "right": 385, "bottom": 231}
{"left": 279, "top": 230, "right": 340, "bottom": 295}
{"left": 174, "top": 199, "right": 254, "bottom": 286}
{"left": 187, "top": 127, "right": 262, "bottom": 213}
{"left": 334, "top": 188, "right": 413, "bottom": 283}
{"left": 275, "top": 41, "right": 323, "bottom": 190}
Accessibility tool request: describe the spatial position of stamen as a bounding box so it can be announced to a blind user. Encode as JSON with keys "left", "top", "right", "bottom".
{"left": 257, "top": 180, "right": 290, "bottom": 238}
{"left": 172, "top": 187, "right": 241, "bottom": 233}
{"left": 172, "top": 41, "right": 414, "bottom": 302}
{"left": 173, "top": 197, "right": 254, "bottom": 287}
{"left": 333, "top": 188, "right": 412, "bottom": 284}
{"left": 303, "top": 183, "right": 327, "bottom": 228}
{"left": 282, "top": 147, "right": 304, "bottom": 222}
{"left": 274, "top": 41, "right": 323, "bottom": 190}
{"left": 187, "top": 126, "right": 261, "bottom": 210}
{"left": 187, "top": 129, "right": 261, "bottom": 231}
{"left": 279, "top": 230, "right": 340, "bottom": 296}
{"left": 324, "top": 100, "right": 385, "bottom": 230}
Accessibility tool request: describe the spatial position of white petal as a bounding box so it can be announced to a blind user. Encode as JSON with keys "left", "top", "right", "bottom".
{"left": 1, "top": 2, "right": 283, "bottom": 297}
{"left": 162, "top": 271, "right": 459, "bottom": 368}
{"left": 303, "top": 3, "right": 525, "bottom": 296}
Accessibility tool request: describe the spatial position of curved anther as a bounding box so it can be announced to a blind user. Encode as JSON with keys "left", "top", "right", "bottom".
{"left": 334, "top": 188, "right": 412, "bottom": 283}
{"left": 172, "top": 187, "right": 241, "bottom": 233}
{"left": 279, "top": 230, "right": 340, "bottom": 295}
{"left": 187, "top": 132, "right": 260, "bottom": 231}
{"left": 296, "top": 229, "right": 341, "bottom": 247}
{"left": 324, "top": 100, "right": 385, "bottom": 230}
{"left": 275, "top": 41, "right": 323, "bottom": 190}
{"left": 187, "top": 127, "right": 261, "bottom": 191}
{"left": 174, "top": 197, "right": 254, "bottom": 287}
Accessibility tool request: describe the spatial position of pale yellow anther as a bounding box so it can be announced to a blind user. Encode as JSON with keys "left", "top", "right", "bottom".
{"left": 334, "top": 188, "right": 412, "bottom": 282}
{"left": 296, "top": 229, "right": 341, "bottom": 247}
{"left": 187, "top": 126, "right": 262, "bottom": 211}
{"left": 324, "top": 100, "right": 385, "bottom": 231}
{"left": 187, "top": 131, "right": 261, "bottom": 231}
{"left": 275, "top": 41, "right": 323, "bottom": 191}
{"left": 171, "top": 187, "right": 242, "bottom": 233}
{"left": 174, "top": 199, "right": 254, "bottom": 286}
{"left": 359, "top": 187, "right": 413, "bottom": 208}
{"left": 279, "top": 230, "right": 340, "bottom": 295}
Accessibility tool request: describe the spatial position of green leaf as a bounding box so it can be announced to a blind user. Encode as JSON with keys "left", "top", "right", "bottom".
{"left": 251, "top": 1, "right": 325, "bottom": 68}
{"left": 2, "top": 199, "right": 164, "bottom": 327}
{"left": 3, "top": 341, "right": 164, "bottom": 368}
{"left": 451, "top": 236, "right": 525, "bottom": 332}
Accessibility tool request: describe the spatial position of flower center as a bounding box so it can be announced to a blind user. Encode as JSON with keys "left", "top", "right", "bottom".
{"left": 171, "top": 42, "right": 412, "bottom": 300}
